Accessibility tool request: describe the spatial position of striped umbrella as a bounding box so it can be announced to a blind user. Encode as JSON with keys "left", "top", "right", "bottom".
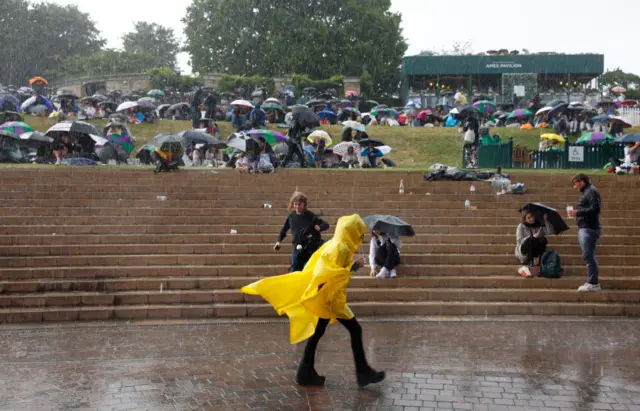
{"left": 473, "top": 100, "right": 497, "bottom": 113}
{"left": 576, "top": 132, "right": 615, "bottom": 145}
{"left": 244, "top": 129, "right": 286, "bottom": 144}
{"left": 0, "top": 121, "right": 34, "bottom": 135}
{"left": 507, "top": 109, "right": 533, "bottom": 119}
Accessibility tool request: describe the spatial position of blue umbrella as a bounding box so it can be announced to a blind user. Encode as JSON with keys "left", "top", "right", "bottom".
{"left": 0, "top": 94, "right": 21, "bottom": 112}
{"left": 547, "top": 103, "right": 569, "bottom": 118}
{"left": 317, "top": 110, "right": 336, "bottom": 119}
{"left": 616, "top": 134, "right": 640, "bottom": 143}
{"left": 591, "top": 114, "right": 611, "bottom": 123}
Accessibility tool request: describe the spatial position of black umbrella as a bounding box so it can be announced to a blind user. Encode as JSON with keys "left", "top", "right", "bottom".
{"left": 0, "top": 111, "right": 23, "bottom": 123}
{"left": 0, "top": 130, "right": 19, "bottom": 139}
{"left": 358, "top": 138, "right": 385, "bottom": 147}
{"left": 108, "top": 113, "right": 128, "bottom": 121}
{"left": 45, "top": 121, "right": 101, "bottom": 140}
{"left": 178, "top": 130, "right": 221, "bottom": 145}
{"left": 306, "top": 99, "right": 327, "bottom": 107}
{"left": 362, "top": 215, "right": 415, "bottom": 237}
{"left": 56, "top": 92, "right": 78, "bottom": 100}
{"left": 226, "top": 132, "right": 271, "bottom": 154}
{"left": 292, "top": 106, "right": 320, "bottom": 129}
{"left": 518, "top": 203, "right": 569, "bottom": 235}
{"left": 20, "top": 131, "right": 53, "bottom": 143}
{"left": 456, "top": 105, "right": 481, "bottom": 119}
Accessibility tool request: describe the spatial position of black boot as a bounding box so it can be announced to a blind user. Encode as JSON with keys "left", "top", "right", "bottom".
{"left": 356, "top": 368, "right": 385, "bottom": 387}
{"left": 296, "top": 363, "right": 325, "bottom": 386}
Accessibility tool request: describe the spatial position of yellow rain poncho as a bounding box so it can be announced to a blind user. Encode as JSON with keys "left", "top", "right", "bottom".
{"left": 241, "top": 214, "right": 366, "bottom": 344}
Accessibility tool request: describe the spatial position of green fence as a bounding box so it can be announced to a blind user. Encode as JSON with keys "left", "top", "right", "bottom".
{"left": 566, "top": 143, "right": 625, "bottom": 169}
{"left": 462, "top": 138, "right": 513, "bottom": 169}
{"left": 532, "top": 142, "right": 625, "bottom": 169}
{"left": 462, "top": 138, "right": 624, "bottom": 170}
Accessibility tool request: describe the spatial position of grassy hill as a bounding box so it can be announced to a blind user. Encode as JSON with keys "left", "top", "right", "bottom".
{"left": 18, "top": 116, "right": 639, "bottom": 169}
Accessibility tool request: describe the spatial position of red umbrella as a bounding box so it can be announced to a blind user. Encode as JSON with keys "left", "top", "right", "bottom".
{"left": 417, "top": 110, "right": 433, "bottom": 120}
{"left": 611, "top": 86, "right": 626, "bottom": 94}
{"left": 345, "top": 90, "right": 358, "bottom": 97}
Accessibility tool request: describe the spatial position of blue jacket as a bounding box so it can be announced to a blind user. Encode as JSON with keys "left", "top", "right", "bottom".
{"left": 250, "top": 108, "right": 266, "bottom": 127}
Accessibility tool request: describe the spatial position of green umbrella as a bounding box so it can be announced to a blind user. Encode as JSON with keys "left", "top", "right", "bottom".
{"left": 576, "top": 132, "right": 615, "bottom": 145}
{"left": 473, "top": 100, "right": 497, "bottom": 113}
{"left": 506, "top": 109, "right": 533, "bottom": 119}
{"left": 262, "top": 103, "right": 284, "bottom": 112}
{"left": 365, "top": 100, "right": 379, "bottom": 106}
{"left": 546, "top": 100, "right": 566, "bottom": 108}
{"left": 0, "top": 121, "right": 34, "bottom": 135}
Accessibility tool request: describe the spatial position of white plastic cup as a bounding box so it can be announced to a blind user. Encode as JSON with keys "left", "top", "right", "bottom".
{"left": 566, "top": 205, "right": 574, "bottom": 218}
{"left": 230, "top": 229, "right": 238, "bottom": 234}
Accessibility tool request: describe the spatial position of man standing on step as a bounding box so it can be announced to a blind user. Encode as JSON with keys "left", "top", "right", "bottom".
{"left": 567, "top": 174, "right": 602, "bottom": 292}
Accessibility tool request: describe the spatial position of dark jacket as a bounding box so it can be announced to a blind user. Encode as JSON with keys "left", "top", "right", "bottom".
{"left": 576, "top": 184, "right": 601, "bottom": 231}
{"left": 278, "top": 211, "right": 329, "bottom": 245}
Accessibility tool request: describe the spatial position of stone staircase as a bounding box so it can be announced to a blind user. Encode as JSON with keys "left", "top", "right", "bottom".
{"left": 0, "top": 168, "right": 638, "bottom": 323}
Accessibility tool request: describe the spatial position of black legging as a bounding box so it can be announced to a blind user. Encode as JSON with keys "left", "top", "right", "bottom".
{"left": 521, "top": 236, "right": 548, "bottom": 264}
{"left": 374, "top": 241, "right": 400, "bottom": 270}
{"left": 282, "top": 141, "right": 306, "bottom": 167}
{"left": 302, "top": 317, "right": 370, "bottom": 373}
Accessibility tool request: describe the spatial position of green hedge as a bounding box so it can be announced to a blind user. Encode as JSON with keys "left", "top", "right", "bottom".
{"left": 218, "top": 75, "right": 275, "bottom": 95}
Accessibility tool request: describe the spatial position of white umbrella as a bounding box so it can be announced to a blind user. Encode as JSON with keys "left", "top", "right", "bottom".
{"left": 449, "top": 108, "right": 460, "bottom": 114}
{"left": 264, "top": 98, "right": 280, "bottom": 104}
{"left": 231, "top": 99, "right": 254, "bottom": 108}
{"left": 342, "top": 120, "right": 365, "bottom": 131}
{"left": 20, "top": 96, "right": 36, "bottom": 111}
{"left": 378, "top": 145, "right": 392, "bottom": 155}
{"left": 332, "top": 142, "right": 361, "bottom": 157}
{"left": 116, "top": 101, "right": 138, "bottom": 112}
{"left": 89, "top": 134, "right": 108, "bottom": 147}
{"left": 536, "top": 107, "right": 552, "bottom": 116}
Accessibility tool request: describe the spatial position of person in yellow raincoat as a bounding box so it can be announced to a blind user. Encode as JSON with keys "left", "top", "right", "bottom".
{"left": 241, "top": 213, "right": 385, "bottom": 387}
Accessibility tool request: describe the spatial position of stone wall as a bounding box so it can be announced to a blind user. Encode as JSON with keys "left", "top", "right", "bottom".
{"left": 52, "top": 74, "right": 151, "bottom": 97}
{"left": 52, "top": 73, "right": 361, "bottom": 98}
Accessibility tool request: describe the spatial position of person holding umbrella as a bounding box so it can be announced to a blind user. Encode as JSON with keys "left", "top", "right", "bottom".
{"left": 362, "top": 215, "right": 415, "bottom": 279}
{"left": 515, "top": 211, "right": 554, "bottom": 277}
{"left": 462, "top": 116, "right": 480, "bottom": 168}
{"left": 360, "top": 140, "right": 384, "bottom": 168}
{"left": 567, "top": 174, "right": 602, "bottom": 292}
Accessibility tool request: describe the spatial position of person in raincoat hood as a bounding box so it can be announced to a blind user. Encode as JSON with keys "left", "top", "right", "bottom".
{"left": 241, "top": 214, "right": 385, "bottom": 387}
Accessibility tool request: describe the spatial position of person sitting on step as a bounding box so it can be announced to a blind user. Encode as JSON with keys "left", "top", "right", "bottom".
{"left": 369, "top": 230, "right": 402, "bottom": 279}
{"left": 515, "top": 211, "right": 554, "bottom": 278}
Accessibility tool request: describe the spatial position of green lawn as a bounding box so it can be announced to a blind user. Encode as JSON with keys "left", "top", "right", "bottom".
{"left": 18, "top": 116, "right": 640, "bottom": 169}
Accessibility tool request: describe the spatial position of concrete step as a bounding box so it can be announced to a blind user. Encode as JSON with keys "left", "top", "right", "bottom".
{"left": 0, "top": 264, "right": 636, "bottom": 281}
{"left": 0, "top": 300, "right": 638, "bottom": 323}
{"left": 0, "top": 223, "right": 629, "bottom": 236}
{"left": 2, "top": 288, "right": 640, "bottom": 309}
{"left": 0, "top": 243, "right": 637, "bottom": 257}
{"left": 0, "top": 252, "right": 637, "bottom": 268}
{"left": 0, "top": 233, "right": 638, "bottom": 247}
{"left": 3, "top": 276, "right": 640, "bottom": 293}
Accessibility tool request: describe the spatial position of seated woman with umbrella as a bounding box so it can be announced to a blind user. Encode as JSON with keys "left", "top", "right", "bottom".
{"left": 359, "top": 138, "right": 385, "bottom": 168}
{"left": 516, "top": 203, "right": 569, "bottom": 278}
{"left": 362, "top": 215, "right": 415, "bottom": 279}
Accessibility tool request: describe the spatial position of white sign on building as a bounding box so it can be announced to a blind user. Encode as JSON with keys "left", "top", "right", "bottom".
{"left": 569, "top": 146, "right": 584, "bottom": 162}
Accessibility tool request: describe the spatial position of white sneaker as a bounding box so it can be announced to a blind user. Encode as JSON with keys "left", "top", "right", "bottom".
{"left": 578, "top": 283, "right": 601, "bottom": 292}
{"left": 389, "top": 269, "right": 397, "bottom": 278}
{"left": 376, "top": 268, "right": 389, "bottom": 279}
{"left": 518, "top": 266, "right": 533, "bottom": 278}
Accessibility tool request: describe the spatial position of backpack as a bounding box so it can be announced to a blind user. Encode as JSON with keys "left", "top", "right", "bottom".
{"left": 540, "top": 250, "right": 563, "bottom": 278}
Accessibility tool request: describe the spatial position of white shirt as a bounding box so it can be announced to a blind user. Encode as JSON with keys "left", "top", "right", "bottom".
{"left": 624, "top": 145, "right": 640, "bottom": 164}
{"left": 369, "top": 234, "right": 402, "bottom": 268}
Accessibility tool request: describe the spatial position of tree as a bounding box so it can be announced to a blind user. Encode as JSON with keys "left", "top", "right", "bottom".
{"left": 123, "top": 22, "right": 180, "bottom": 70}
{"left": 183, "top": 0, "right": 407, "bottom": 95}
{"left": 601, "top": 68, "right": 640, "bottom": 93}
{"left": 0, "top": 0, "right": 104, "bottom": 85}
{"left": 46, "top": 50, "right": 158, "bottom": 79}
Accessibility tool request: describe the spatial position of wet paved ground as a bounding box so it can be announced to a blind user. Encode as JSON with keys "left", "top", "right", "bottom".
{"left": 0, "top": 317, "right": 639, "bottom": 411}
